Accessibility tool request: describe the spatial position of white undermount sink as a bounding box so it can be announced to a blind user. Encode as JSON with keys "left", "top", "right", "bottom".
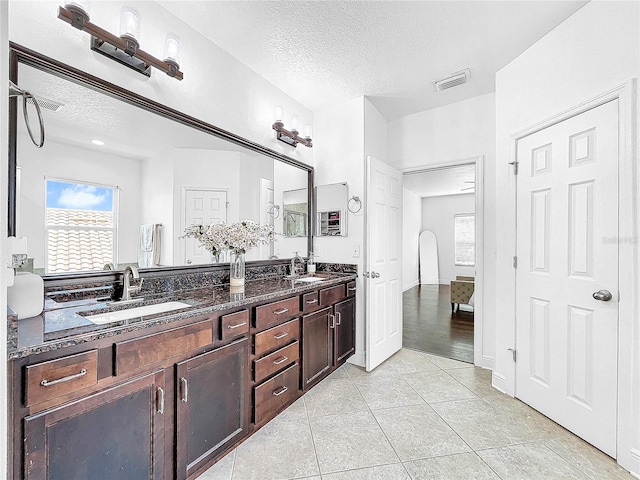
{"left": 293, "top": 276, "right": 326, "bottom": 283}
{"left": 84, "top": 301, "right": 191, "bottom": 325}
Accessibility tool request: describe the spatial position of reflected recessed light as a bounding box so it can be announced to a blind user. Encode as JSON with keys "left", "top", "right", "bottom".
{"left": 91, "top": 139, "right": 105, "bottom": 146}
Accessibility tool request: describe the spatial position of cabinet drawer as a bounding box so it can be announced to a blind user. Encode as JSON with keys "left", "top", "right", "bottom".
{"left": 115, "top": 319, "right": 213, "bottom": 375}
{"left": 254, "top": 296, "right": 300, "bottom": 329}
{"left": 254, "top": 318, "right": 300, "bottom": 357}
{"left": 254, "top": 362, "right": 299, "bottom": 424}
{"left": 220, "top": 310, "right": 249, "bottom": 341}
{"left": 254, "top": 341, "right": 299, "bottom": 383}
{"left": 346, "top": 281, "right": 357, "bottom": 297}
{"left": 319, "top": 284, "right": 346, "bottom": 307}
{"left": 301, "top": 291, "right": 320, "bottom": 313}
{"left": 25, "top": 350, "right": 98, "bottom": 407}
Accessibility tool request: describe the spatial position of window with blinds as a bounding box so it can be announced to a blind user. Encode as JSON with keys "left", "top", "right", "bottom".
{"left": 454, "top": 213, "right": 475, "bottom": 267}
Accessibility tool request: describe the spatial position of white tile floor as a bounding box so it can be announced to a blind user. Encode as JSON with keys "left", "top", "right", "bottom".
{"left": 199, "top": 348, "right": 634, "bottom": 480}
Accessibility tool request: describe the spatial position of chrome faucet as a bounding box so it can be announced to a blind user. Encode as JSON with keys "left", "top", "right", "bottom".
{"left": 290, "top": 251, "right": 304, "bottom": 277}
{"left": 122, "top": 265, "right": 143, "bottom": 301}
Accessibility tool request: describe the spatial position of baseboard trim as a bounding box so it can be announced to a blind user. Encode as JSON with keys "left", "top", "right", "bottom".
{"left": 492, "top": 371, "right": 508, "bottom": 394}
{"left": 347, "top": 351, "right": 365, "bottom": 367}
{"left": 481, "top": 355, "right": 495, "bottom": 370}
{"left": 403, "top": 280, "right": 419, "bottom": 292}
{"left": 628, "top": 449, "right": 640, "bottom": 479}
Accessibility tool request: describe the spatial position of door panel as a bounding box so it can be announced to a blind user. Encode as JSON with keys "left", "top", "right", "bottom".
{"left": 365, "top": 156, "right": 403, "bottom": 371}
{"left": 516, "top": 100, "right": 618, "bottom": 456}
{"left": 183, "top": 189, "right": 227, "bottom": 265}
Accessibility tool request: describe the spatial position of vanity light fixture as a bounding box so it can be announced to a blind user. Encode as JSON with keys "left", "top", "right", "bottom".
{"left": 272, "top": 107, "right": 312, "bottom": 148}
{"left": 58, "top": 3, "right": 184, "bottom": 80}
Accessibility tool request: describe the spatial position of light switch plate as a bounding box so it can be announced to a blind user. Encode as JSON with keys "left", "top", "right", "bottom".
{"left": 352, "top": 244, "right": 360, "bottom": 258}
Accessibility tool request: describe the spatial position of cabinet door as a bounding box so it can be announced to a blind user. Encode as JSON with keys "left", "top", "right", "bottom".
{"left": 24, "top": 370, "right": 166, "bottom": 480}
{"left": 302, "top": 307, "right": 332, "bottom": 389}
{"left": 176, "top": 338, "right": 249, "bottom": 480}
{"left": 334, "top": 297, "right": 356, "bottom": 366}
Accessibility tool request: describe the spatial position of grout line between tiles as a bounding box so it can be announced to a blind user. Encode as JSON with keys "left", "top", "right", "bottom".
{"left": 303, "top": 394, "right": 323, "bottom": 478}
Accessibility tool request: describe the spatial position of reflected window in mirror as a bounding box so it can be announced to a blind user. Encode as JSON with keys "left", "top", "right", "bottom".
{"left": 43, "top": 178, "right": 117, "bottom": 274}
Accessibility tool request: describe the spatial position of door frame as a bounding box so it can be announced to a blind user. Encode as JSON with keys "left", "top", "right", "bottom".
{"left": 402, "top": 155, "right": 487, "bottom": 368}
{"left": 502, "top": 79, "right": 638, "bottom": 472}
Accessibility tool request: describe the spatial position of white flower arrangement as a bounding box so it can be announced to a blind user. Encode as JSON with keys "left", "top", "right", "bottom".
{"left": 183, "top": 220, "right": 275, "bottom": 257}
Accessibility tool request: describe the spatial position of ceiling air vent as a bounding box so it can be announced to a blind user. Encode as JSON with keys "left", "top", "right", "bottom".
{"left": 433, "top": 68, "right": 471, "bottom": 92}
{"left": 25, "top": 95, "right": 65, "bottom": 112}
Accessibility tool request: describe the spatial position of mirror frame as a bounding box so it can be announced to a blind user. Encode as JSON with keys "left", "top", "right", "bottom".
{"left": 8, "top": 42, "right": 314, "bottom": 280}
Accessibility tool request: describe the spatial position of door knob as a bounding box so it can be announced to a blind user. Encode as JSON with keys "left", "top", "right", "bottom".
{"left": 187, "top": 260, "right": 192, "bottom": 264}
{"left": 363, "top": 272, "right": 370, "bottom": 278}
{"left": 372, "top": 272, "right": 380, "bottom": 278}
{"left": 592, "top": 290, "right": 613, "bottom": 302}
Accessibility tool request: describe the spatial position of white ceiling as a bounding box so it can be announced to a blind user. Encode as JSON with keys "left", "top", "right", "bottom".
{"left": 403, "top": 163, "right": 475, "bottom": 198}
{"left": 159, "top": 0, "right": 588, "bottom": 120}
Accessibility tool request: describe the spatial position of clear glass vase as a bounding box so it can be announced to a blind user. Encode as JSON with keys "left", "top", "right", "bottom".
{"left": 229, "top": 251, "right": 245, "bottom": 287}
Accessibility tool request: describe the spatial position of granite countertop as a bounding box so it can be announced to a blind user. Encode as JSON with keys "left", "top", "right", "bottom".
{"left": 9, "top": 272, "right": 357, "bottom": 360}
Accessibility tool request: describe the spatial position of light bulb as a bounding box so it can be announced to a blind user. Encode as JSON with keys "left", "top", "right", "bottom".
{"left": 274, "top": 106, "right": 284, "bottom": 123}
{"left": 290, "top": 115, "right": 299, "bottom": 132}
{"left": 163, "top": 33, "right": 180, "bottom": 65}
{"left": 65, "top": 0, "right": 90, "bottom": 19}
{"left": 120, "top": 6, "right": 140, "bottom": 42}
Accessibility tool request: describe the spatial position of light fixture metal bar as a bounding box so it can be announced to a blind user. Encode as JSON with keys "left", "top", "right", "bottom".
{"left": 58, "top": 6, "right": 184, "bottom": 80}
{"left": 272, "top": 122, "right": 312, "bottom": 148}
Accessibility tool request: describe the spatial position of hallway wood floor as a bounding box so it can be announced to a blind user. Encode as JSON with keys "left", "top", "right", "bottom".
{"left": 403, "top": 284, "right": 474, "bottom": 364}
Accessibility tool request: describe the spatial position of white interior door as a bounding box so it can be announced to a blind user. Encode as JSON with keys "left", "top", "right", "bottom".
{"left": 365, "top": 156, "right": 403, "bottom": 371}
{"left": 183, "top": 189, "right": 228, "bottom": 265}
{"left": 515, "top": 100, "right": 619, "bottom": 456}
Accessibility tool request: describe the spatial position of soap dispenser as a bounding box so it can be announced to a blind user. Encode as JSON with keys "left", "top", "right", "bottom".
{"left": 307, "top": 251, "right": 316, "bottom": 275}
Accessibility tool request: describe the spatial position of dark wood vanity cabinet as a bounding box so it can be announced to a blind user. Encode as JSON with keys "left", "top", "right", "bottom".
{"left": 11, "top": 278, "right": 356, "bottom": 480}
{"left": 176, "top": 338, "right": 249, "bottom": 480}
{"left": 334, "top": 296, "right": 356, "bottom": 366}
{"left": 23, "top": 370, "right": 166, "bottom": 480}
{"left": 302, "top": 307, "right": 333, "bottom": 389}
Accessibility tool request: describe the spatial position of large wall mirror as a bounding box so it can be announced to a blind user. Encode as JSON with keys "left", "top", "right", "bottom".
{"left": 9, "top": 44, "right": 312, "bottom": 277}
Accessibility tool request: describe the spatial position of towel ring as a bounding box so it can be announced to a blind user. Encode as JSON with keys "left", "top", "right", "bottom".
{"left": 268, "top": 204, "right": 281, "bottom": 219}
{"left": 347, "top": 196, "right": 362, "bottom": 214}
{"left": 9, "top": 81, "right": 45, "bottom": 148}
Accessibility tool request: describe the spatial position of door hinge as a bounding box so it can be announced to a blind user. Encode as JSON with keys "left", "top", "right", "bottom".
{"left": 513, "top": 256, "right": 518, "bottom": 268}
{"left": 507, "top": 348, "right": 517, "bottom": 362}
{"left": 509, "top": 161, "right": 519, "bottom": 175}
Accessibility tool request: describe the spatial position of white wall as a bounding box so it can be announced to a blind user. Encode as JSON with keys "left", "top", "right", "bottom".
{"left": 388, "top": 92, "right": 496, "bottom": 367}
{"left": 494, "top": 1, "right": 640, "bottom": 474}
{"left": 388, "top": 92, "right": 495, "bottom": 170}
{"left": 1, "top": 1, "right": 10, "bottom": 476}
{"left": 421, "top": 194, "right": 475, "bottom": 284}
{"left": 17, "top": 138, "right": 142, "bottom": 269}
{"left": 402, "top": 188, "right": 421, "bottom": 291}
{"left": 314, "top": 96, "right": 366, "bottom": 365}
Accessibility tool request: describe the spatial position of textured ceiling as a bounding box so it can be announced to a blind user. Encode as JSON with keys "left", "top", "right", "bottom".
{"left": 403, "top": 164, "right": 475, "bottom": 198}
{"left": 159, "top": 0, "right": 588, "bottom": 119}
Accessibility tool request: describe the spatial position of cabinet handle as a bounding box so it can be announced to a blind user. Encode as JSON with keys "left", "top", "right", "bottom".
{"left": 40, "top": 368, "right": 87, "bottom": 387}
{"left": 273, "top": 332, "right": 289, "bottom": 340}
{"left": 273, "top": 356, "right": 289, "bottom": 365}
{"left": 305, "top": 298, "right": 318, "bottom": 304}
{"left": 180, "top": 377, "right": 188, "bottom": 403}
{"left": 329, "top": 314, "right": 336, "bottom": 329}
{"left": 336, "top": 312, "right": 342, "bottom": 326}
{"left": 273, "top": 308, "right": 289, "bottom": 315}
{"left": 227, "top": 321, "right": 247, "bottom": 329}
{"left": 273, "top": 386, "right": 288, "bottom": 396}
{"left": 157, "top": 387, "right": 165, "bottom": 414}
{"left": 348, "top": 287, "right": 356, "bottom": 292}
